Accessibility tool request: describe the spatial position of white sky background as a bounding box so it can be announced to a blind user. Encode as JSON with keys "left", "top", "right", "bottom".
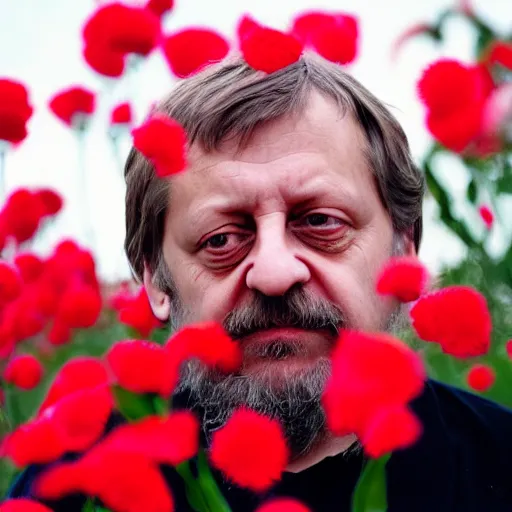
{"left": 0, "top": 0, "right": 511, "bottom": 283}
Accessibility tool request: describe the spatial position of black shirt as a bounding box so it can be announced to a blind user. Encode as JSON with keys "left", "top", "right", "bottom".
{"left": 6, "top": 380, "right": 512, "bottom": 511}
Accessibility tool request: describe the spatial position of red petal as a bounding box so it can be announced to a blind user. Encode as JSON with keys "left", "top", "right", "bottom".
{"left": 110, "top": 102, "right": 133, "bottom": 125}
{"left": 0, "top": 499, "right": 54, "bottom": 512}
{"left": 49, "top": 87, "right": 96, "bottom": 126}
{"left": 467, "top": 364, "right": 495, "bottom": 392}
{"left": 257, "top": 498, "right": 311, "bottom": 512}
{"left": 4, "top": 354, "right": 43, "bottom": 390}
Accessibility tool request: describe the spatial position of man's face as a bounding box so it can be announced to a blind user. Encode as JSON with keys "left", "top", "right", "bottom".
{"left": 148, "top": 91, "right": 411, "bottom": 458}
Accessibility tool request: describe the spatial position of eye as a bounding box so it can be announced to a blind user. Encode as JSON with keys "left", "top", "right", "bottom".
{"left": 303, "top": 213, "right": 342, "bottom": 228}
{"left": 204, "top": 233, "right": 229, "bottom": 249}
{"left": 200, "top": 231, "right": 252, "bottom": 253}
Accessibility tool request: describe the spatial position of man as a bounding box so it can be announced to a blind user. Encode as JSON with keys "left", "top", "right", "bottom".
{"left": 7, "top": 53, "right": 512, "bottom": 511}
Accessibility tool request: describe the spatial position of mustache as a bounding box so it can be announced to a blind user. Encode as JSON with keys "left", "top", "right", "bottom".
{"left": 223, "top": 285, "right": 346, "bottom": 340}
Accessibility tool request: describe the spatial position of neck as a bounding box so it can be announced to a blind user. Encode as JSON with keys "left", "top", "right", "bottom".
{"left": 285, "top": 433, "right": 359, "bottom": 473}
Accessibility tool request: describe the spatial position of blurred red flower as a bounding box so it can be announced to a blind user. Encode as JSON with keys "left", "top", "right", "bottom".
{"left": 0, "top": 499, "right": 53, "bottom": 512}
{"left": 210, "top": 407, "right": 289, "bottom": 491}
{"left": 506, "top": 340, "right": 512, "bottom": 359}
{"left": 478, "top": 204, "right": 494, "bottom": 229}
{"left": 487, "top": 40, "right": 512, "bottom": 70}
{"left": 257, "top": 499, "right": 311, "bottom": 512}
{"left": 132, "top": 114, "right": 187, "bottom": 177}
{"left": 110, "top": 102, "right": 133, "bottom": 125}
{"left": 47, "top": 319, "right": 72, "bottom": 346}
{"left": 101, "top": 412, "right": 199, "bottom": 466}
{"left": 83, "top": 4, "right": 160, "bottom": 57}
{"left": 467, "top": 364, "right": 495, "bottom": 392}
{"left": 4, "top": 354, "right": 43, "bottom": 390}
{"left": 49, "top": 87, "right": 95, "bottom": 127}
{"left": 83, "top": 43, "right": 125, "bottom": 78}
{"left": 322, "top": 330, "right": 426, "bottom": 456}
{"left": 0, "top": 262, "right": 22, "bottom": 305}
{"left": 36, "top": 451, "right": 174, "bottom": 512}
{"left": 57, "top": 284, "right": 102, "bottom": 329}
{"left": 106, "top": 339, "right": 178, "bottom": 397}
{"left": 118, "top": 286, "right": 162, "bottom": 337}
{"left": 35, "top": 188, "right": 64, "bottom": 217}
{"left": 14, "top": 253, "right": 44, "bottom": 284}
{"left": 162, "top": 28, "right": 230, "bottom": 78}
{"left": 39, "top": 357, "right": 109, "bottom": 414}
{"left": 1, "top": 188, "right": 45, "bottom": 243}
{"left": 238, "top": 16, "right": 303, "bottom": 73}
{"left": 417, "top": 59, "right": 494, "bottom": 152}
{"left": 291, "top": 11, "right": 358, "bottom": 65}
{"left": 410, "top": 286, "right": 492, "bottom": 358}
{"left": 376, "top": 256, "right": 429, "bottom": 302}
{"left": 166, "top": 321, "right": 242, "bottom": 373}
{"left": 0, "top": 79, "right": 34, "bottom": 144}
{"left": 145, "top": 0, "right": 174, "bottom": 17}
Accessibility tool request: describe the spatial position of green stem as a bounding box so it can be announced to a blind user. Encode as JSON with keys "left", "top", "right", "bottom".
{"left": 153, "top": 395, "right": 169, "bottom": 416}
{"left": 176, "top": 461, "right": 211, "bottom": 512}
{"left": 197, "top": 449, "right": 232, "bottom": 512}
{"left": 352, "top": 454, "right": 391, "bottom": 512}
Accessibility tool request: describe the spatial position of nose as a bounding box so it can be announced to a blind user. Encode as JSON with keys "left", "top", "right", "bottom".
{"left": 245, "top": 215, "right": 311, "bottom": 296}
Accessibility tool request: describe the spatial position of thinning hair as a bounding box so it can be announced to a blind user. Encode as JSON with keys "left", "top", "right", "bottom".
{"left": 124, "top": 52, "right": 424, "bottom": 283}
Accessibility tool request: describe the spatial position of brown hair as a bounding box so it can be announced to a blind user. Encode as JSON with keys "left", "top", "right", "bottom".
{"left": 124, "top": 52, "right": 425, "bottom": 284}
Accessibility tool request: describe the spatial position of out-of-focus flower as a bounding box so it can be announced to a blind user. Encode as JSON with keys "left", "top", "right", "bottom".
{"left": 83, "top": 43, "right": 125, "bottom": 78}
{"left": 410, "top": 285, "right": 492, "bottom": 358}
{"left": 238, "top": 15, "right": 303, "bottom": 74}
{"left": 14, "top": 254, "right": 44, "bottom": 284}
{"left": 0, "top": 79, "right": 34, "bottom": 145}
{"left": 486, "top": 40, "right": 512, "bottom": 70}
{"left": 105, "top": 339, "right": 178, "bottom": 397}
{"left": 35, "top": 188, "right": 64, "bottom": 218}
{"left": 376, "top": 256, "right": 429, "bottom": 302}
{"left": 110, "top": 102, "right": 133, "bottom": 125}
{"left": 0, "top": 499, "right": 53, "bottom": 512}
{"left": 49, "top": 87, "right": 96, "bottom": 128}
{"left": 210, "top": 408, "right": 289, "bottom": 491}
{"left": 506, "top": 339, "right": 512, "bottom": 360}
{"left": 0, "top": 262, "right": 22, "bottom": 305}
{"left": 290, "top": 11, "right": 358, "bottom": 65}
{"left": 57, "top": 284, "right": 102, "bottom": 329}
{"left": 256, "top": 499, "right": 311, "bottom": 512}
{"left": 166, "top": 321, "right": 242, "bottom": 373}
{"left": 481, "top": 82, "right": 512, "bottom": 139}
{"left": 162, "top": 28, "right": 230, "bottom": 78}
{"left": 117, "top": 286, "right": 162, "bottom": 337}
{"left": 478, "top": 204, "right": 494, "bottom": 230}
{"left": 132, "top": 114, "right": 187, "bottom": 177}
{"left": 467, "top": 364, "right": 495, "bottom": 392}
{"left": 322, "top": 330, "right": 425, "bottom": 457}
{"left": 47, "top": 319, "right": 72, "bottom": 346}
{"left": 3, "top": 354, "right": 43, "bottom": 390}
{"left": 145, "top": 0, "right": 174, "bottom": 18}
{"left": 417, "top": 59, "right": 494, "bottom": 152}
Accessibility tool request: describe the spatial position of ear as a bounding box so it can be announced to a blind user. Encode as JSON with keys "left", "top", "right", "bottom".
{"left": 143, "top": 262, "right": 171, "bottom": 322}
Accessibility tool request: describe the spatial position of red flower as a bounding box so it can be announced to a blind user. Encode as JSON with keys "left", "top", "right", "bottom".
{"left": 35, "top": 188, "right": 63, "bottom": 217}
{"left": 1, "top": 298, "right": 45, "bottom": 342}
{"left": 2, "top": 415, "right": 64, "bottom": 466}
{"left": 4, "top": 354, "right": 43, "bottom": 390}
{"left": 162, "top": 28, "right": 230, "bottom": 78}
{"left": 376, "top": 256, "right": 429, "bottom": 302}
{"left": 108, "top": 282, "right": 135, "bottom": 311}
{"left": 48, "top": 385, "right": 113, "bottom": 452}
{"left": 410, "top": 286, "right": 492, "bottom": 358}
{"left": 49, "top": 87, "right": 95, "bottom": 127}
{"left": 291, "top": 11, "right": 358, "bottom": 65}
{"left": 47, "top": 319, "right": 72, "bottom": 346}
{"left": 0, "top": 499, "right": 53, "bottom": 512}
{"left": 362, "top": 404, "right": 422, "bottom": 458}
{"left": 467, "top": 364, "right": 495, "bottom": 392}
{"left": 0, "top": 262, "right": 22, "bottom": 305}
{"left": 105, "top": 340, "right": 178, "bottom": 397}
{"left": 166, "top": 321, "right": 242, "bottom": 373}
{"left": 39, "top": 357, "right": 109, "bottom": 414}
{"left": 57, "top": 284, "right": 102, "bottom": 329}
{"left": 132, "top": 115, "right": 187, "bottom": 177}
{"left": 238, "top": 16, "right": 303, "bottom": 73}
{"left": 102, "top": 412, "right": 199, "bottom": 465}
{"left": 487, "top": 40, "right": 512, "bottom": 70}
{"left": 322, "top": 330, "right": 425, "bottom": 456}
{"left": 145, "top": 0, "right": 174, "bottom": 17}
{"left": 14, "top": 253, "right": 44, "bottom": 284}
{"left": 417, "top": 59, "right": 493, "bottom": 152}
{"left": 36, "top": 451, "right": 174, "bottom": 512}
{"left": 83, "top": 4, "right": 160, "bottom": 57}
{"left": 257, "top": 499, "right": 311, "bottom": 512}
{"left": 506, "top": 340, "right": 512, "bottom": 360}
{"left": 110, "top": 102, "right": 133, "bottom": 125}
{"left": 1, "top": 188, "right": 45, "bottom": 243}
{"left": 209, "top": 408, "right": 289, "bottom": 491}
{"left": 118, "top": 286, "right": 162, "bottom": 337}
{"left": 83, "top": 43, "right": 125, "bottom": 78}
{"left": 478, "top": 204, "right": 494, "bottom": 229}
{"left": 0, "top": 79, "right": 33, "bottom": 144}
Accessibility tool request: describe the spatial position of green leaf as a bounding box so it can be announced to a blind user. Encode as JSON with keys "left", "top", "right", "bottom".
{"left": 82, "top": 498, "right": 96, "bottom": 512}
{"left": 466, "top": 179, "right": 478, "bottom": 204}
{"left": 352, "top": 454, "right": 391, "bottom": 512}
{"left": 176, "top": 461, "right": 210, "bottom": 512}
{"left": 496, "top": 172, "right": 512, "bottom": 195}
{"left": 112, "top": 386, "right": 157, "bottom": 421}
